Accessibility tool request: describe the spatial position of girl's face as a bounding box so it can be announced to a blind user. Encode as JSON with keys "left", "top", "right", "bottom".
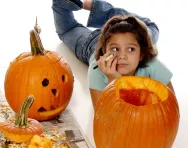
{"left": 106, "top": 32, "right": 143, "bottom": 76}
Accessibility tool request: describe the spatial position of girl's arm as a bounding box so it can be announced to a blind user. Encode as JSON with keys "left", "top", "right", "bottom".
{"left": 89, "top": 88, "right": 102, "bottom": 109}
{"left": 88, "top": 60, "right": 107, "bottom": 109}
{"left": 167, "top": 81, "right": 175, "bottom": 95}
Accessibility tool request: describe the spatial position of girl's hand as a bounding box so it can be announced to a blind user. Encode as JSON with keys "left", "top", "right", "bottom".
{"left": 97, "top": 52, "right": 122, "bottom": 83}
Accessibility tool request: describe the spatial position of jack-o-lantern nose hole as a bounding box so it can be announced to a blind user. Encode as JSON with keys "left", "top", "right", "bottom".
{"left": 52, "top": 89, "right": 57, "bottom": 96}
{"left": 42, "top": 78, "right": 49, "bottom": 87}
{"left": 38, "top": 107, "right": 47, "bottom": 112}
{"left": 52, "top": 89, "right": 59, "bottom": 97}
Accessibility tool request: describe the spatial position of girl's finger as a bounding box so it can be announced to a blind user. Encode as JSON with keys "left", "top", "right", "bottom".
{"left": 105, "top": 54, "right": 114, "bottom": 62}
{"left": 101, "top": 52, "right": 114, "bottom": 63}
{"left": 106, "top": 54, "right": 116, "bottom": 68}
{"left": 111, "top": 57, "right": 118, "bottom": 71}
{"left": 98, "top": 53, "right": 113, "bottom": 69}
{"left": 97, "top": 58, "right": 106, "bottom": 72}
{"left": 103, "top": 51, "right": 112, "bottom": 58}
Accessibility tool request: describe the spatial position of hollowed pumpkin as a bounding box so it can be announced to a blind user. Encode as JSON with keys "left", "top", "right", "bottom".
{"left": 4, "top": 19, "right": 74, "bottom": 121}
{"left": 94, "top": 76, "right": 180, "bottom": 148}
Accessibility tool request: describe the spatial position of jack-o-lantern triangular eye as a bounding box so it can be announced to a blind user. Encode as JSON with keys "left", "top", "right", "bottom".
{"left": 62, "top": 75, "right": 65, "bottom": 82}
{"left": 42, "top": 78, "right": 49, "bottom": 87}
{"left": 62, "top": 74, "right": 68, "bottom": 83}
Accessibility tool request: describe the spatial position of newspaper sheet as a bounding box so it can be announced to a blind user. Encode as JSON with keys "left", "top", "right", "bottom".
{"left": 0, "top": 93, "right": 91, "bottom": 148}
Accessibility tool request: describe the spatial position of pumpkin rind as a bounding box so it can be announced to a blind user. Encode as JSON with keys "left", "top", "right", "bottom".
{"left": 94, "top": 76, "right": 180, "bottom": 148}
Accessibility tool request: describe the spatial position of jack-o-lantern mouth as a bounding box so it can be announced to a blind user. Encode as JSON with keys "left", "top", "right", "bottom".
{"left": 37, "top": 105, "right": 64, "bottom": 117}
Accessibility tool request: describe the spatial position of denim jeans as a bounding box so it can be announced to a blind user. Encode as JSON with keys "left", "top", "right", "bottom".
{"left": 52, "top": 0, "right": 159, "bottom": 65}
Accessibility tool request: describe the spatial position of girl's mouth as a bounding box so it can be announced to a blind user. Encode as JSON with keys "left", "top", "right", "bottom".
{"left": 117, "top": 64, "right": 128, "bottom": 67}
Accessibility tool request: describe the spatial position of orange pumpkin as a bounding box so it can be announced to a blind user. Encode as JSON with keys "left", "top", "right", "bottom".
{"left": 4, "top": 19, "right": 74, "bottom": 121}
{"left": 0, "top": 95, "right": 43, "bottom": 143}
{"left": 94, "top": 76, "right": 180, "bottom": 148}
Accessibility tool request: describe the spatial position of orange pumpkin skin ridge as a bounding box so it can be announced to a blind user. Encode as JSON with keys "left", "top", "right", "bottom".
{"left": 94, "top": 76, "right": 180, "bottom": 148}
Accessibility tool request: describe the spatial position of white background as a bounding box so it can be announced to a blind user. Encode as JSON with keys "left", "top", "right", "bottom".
{"left": 0, "top": 0, "right": 187, "bottom": 147}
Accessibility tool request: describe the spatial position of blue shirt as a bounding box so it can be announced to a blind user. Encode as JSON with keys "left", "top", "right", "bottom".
{"left": 88, "top": 58, "right": 172, "bottom": 91}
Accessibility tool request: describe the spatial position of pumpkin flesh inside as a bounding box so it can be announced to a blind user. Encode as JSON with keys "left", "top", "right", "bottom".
{"left": 115, "top": 76, "right": 168, "bottom": 106}
{"left": 119, "top": 89, "right": 161, "bottom": 106}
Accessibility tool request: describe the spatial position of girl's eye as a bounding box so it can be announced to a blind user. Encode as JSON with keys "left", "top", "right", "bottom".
{"left": 112, "top": 48, "right": 118, "bottom": 52}
{"left": 128, "top": 48, "right": 135, "bottom": 52}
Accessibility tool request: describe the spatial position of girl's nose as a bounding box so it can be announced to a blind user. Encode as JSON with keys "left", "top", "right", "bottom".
{"left": 119, "top": 55, "right": 128, "bottom": 60}
{"left": 118, "top": 51, "right": 128, "bottom": 60}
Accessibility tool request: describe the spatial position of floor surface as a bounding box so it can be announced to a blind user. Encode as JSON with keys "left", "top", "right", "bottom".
{"left": 0, "top": 0, "right": 187, "bottom": 147}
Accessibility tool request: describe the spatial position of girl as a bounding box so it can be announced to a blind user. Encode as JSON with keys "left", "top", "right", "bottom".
{"left": 52, "top": 0, "right": 174, "bottom": 108}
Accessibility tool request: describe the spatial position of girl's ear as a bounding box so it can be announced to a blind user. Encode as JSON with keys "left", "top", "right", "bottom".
{"left": 139, "top": 53, "right": 144, "bottom": 61}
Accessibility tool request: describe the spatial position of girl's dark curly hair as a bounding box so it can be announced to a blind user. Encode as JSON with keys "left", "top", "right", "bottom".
{"left": 95, "top": 15, "right": 158, "bottom": 68}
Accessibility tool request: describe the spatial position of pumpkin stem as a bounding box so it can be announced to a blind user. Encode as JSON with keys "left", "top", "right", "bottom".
{"left": 14, "top": 95, "right": 35, "bottom": 127}
{"left": 30, "top": 16, "right": 44, "bottom": 55}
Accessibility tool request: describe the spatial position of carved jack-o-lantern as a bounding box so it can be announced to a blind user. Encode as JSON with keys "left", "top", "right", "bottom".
{"left": 4, "top": 20, "right": 74, "bottom": 121}
{"left": 94, "top": 76, "right": 180, "bottom": 148}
